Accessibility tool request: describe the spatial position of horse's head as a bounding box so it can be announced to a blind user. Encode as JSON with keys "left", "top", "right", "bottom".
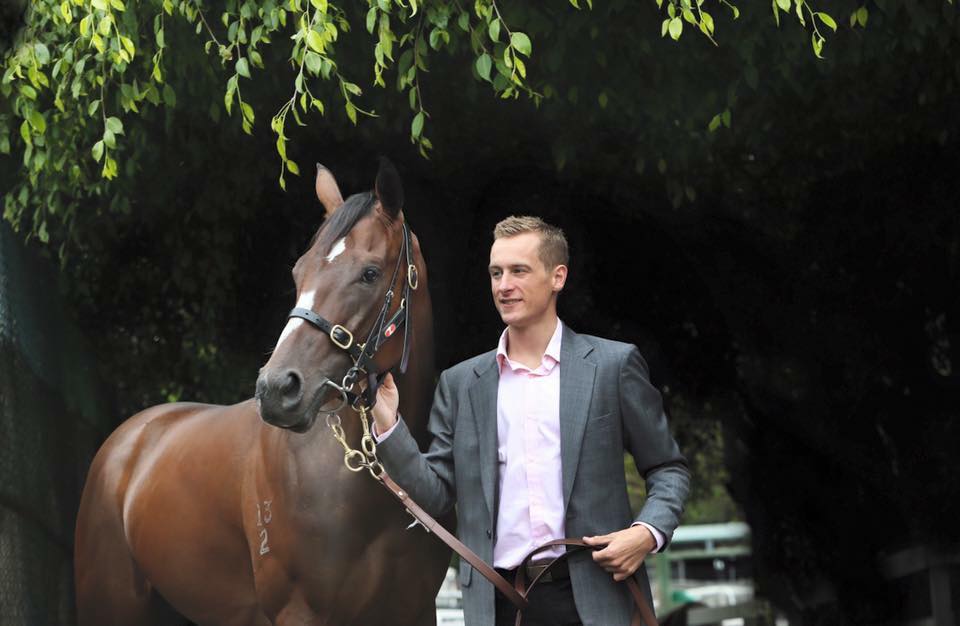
{"left": 256, "top": 158, "right": 416, "bottom": 432}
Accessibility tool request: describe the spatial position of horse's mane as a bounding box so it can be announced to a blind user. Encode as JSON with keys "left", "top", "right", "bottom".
{"left": 310, "top": 191, "right": 378, "bottom": 252}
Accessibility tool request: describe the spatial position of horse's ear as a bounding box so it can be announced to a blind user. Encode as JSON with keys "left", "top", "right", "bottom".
{"left": 374, "top": 157, "right": 403, "bottom": 219}
{"left": 315, "top": 164, "right": 344, "bottom": 218}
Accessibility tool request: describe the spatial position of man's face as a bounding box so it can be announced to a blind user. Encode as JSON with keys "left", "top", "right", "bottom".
{"left": 488, "top": 232, "right": 567, "bottom": 329}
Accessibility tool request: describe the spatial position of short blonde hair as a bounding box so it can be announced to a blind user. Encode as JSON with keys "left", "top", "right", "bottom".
{"left": 493, "top": 216, "right": 569, "bottom": 270}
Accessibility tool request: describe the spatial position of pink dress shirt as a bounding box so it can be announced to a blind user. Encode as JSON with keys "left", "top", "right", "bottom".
{"left": 493, "top": 320, "right": 566, "bottom": 568}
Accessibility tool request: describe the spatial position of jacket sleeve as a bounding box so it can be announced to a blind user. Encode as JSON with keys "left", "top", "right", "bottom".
{"left": 375, "top": 368, "right": 458, "bottom": 517}
{"left": 619, "top": 345, "right": 691, "bottom": 549}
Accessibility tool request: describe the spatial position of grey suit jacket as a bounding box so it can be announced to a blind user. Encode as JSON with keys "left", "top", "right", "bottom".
{"left": 378, "top": 325, "right": 690, "bottom": 626}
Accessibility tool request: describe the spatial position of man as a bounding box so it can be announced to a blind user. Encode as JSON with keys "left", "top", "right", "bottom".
{"left": 373, "top": 216, "right": 690, "bottom": 626}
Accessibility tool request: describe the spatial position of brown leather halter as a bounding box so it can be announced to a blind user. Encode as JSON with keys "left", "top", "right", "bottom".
{"left": 293, "top": 219, "right": 659, "bottom": 626}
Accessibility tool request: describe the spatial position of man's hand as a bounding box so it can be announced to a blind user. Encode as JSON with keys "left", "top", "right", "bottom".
{"left": 583, "top": 525, "right": 656, "bottom": 581}
{"left": 372, "top": 372, "right": 400, "bottom": 434}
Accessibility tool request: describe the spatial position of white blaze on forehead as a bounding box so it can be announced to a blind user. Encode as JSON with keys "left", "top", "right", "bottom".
{"left": 274, "top": 290, "right": 315, "bottom": 351}
{"left": 325, "top": 237, "right": 347, "bottom": 262}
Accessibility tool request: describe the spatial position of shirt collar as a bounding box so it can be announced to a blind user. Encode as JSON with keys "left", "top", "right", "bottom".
{"left": 496, "top": 319, "right": 564, "bottom": 373}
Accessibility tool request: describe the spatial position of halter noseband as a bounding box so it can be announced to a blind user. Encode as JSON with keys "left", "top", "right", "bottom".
{"left": 287, "top": 222, "right": 417, "bottom": 411}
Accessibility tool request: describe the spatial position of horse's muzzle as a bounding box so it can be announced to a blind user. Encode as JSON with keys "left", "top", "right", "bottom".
{"left": 255, "top": 368, "right": 344, "bottom": 432}
{"left": 255, "top": 368, "right": 309, "bottom": 428}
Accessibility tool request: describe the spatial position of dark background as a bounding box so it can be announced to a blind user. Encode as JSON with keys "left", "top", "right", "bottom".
{"left": 2, "top": 1, "right": 960, "bottom": 624}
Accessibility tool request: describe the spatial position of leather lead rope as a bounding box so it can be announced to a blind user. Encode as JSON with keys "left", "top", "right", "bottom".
{"left": 377, "top": 472, "right": 659, "bottom": 626}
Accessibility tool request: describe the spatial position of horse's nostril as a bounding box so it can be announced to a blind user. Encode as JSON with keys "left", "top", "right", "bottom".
{"left": 280, "top": 370, "right": 302, "bottom": 402}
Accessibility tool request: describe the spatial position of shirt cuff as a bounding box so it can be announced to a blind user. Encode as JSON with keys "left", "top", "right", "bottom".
{"left": 632, "top": 521, "right": 665, "bottom": 553}
{"left": 372, "top": 414, "right": 400, "bottom": 442}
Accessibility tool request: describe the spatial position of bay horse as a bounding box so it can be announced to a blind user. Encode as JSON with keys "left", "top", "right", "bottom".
{"left": 74, "top": 159, "right": 451, "bottom": 625}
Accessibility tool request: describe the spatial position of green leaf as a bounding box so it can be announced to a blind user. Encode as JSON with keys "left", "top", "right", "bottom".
{"left": 162, "top": 84, "right": 176, "bottom": 106}
{"left": 345, "top": 101, "right": 357, "bottom": 124}
{"left": 286, "top": 160, "right": 300, "bottom": 175}
{"left": 79, "top": 15, "right": 90, "bottom": 36}
{"left": 91, "top": 0, "right": 107, "bottom": 10}
{"left": 722, "top": 109, "right": 731, "bottom": 127}
{"left": 708, "top": 114, "right": 721, "bottom": 132}
{"left": 240, "top": 101, "right": 254, "bottom": 123}
{"left": 856, "top": 6, "right": 868, "bottom": 27}
{"left": 60, "top": 1, "right": 72, "bottom": 23}
{"left": 510, "top": 32, "right": 532, "bottom": 56}
{"left": 488, "top": 19, "right": 500, "bottom": 42}
{"left": 87, "top": 100, "right": 100, "bottom": 116}
{"left": 775, "top": 0, "right": 790, "bottom": 11}
{"left": 110, "top": 0, "right": 125, "bottom": 11}
{"left": 475, "top": 53, "right": 492, "bottom": 81}
{"left": 366, "top": 7, "right": 377, "bottom": 33}
{"left": 120, "top": 36, "right": 135, "bottom": 57}
{"left": 103, "top": 128, "right": 116, "bottom": 149}
{"left": 306, "top": 30, "right": 325, "bottom": 53}
{"left": 661, "top": 18, "right": 670, "bottom": 37}
{"left": 28, "top": 110, "right": 46, "bottom": 134}
{"left": 236, "top": 57, "right": 251, "bottom": 78}
{"left": 34, "top": 43, "right": 50, "bottom": 66}
{"left": 19, "top": 120, "right": 31, "bottom": 146}
{"left": 411, "top": 111, "right": 424, "bottom": 138}
{"left": 668, "top": 17, "right": 683, "bottom": 40}
{"left": 156, "top": 28, "right": 164, "bottom": 47}
{"left": 305, "top": 51, "right": 322, "bottom": 75}
{"left": 817, "top": 12, "right": 837, "bottom": 31}
{"left": 811, "top": 32, "right": 823, "bottom": 58}
{"left": 105, "top": 116, "right": 123, "bottom": 135}
{"left": 701, "top": 11, "right": 714, "bottom": 34}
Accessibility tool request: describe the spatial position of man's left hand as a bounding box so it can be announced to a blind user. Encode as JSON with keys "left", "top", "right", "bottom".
{"left": 583, "top": 525, "right": 656, "bottom": 581}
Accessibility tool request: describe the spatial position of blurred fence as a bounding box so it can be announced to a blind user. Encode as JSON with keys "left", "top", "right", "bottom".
{"left": 0, "top": 222, "right": 109, "bottom": 626}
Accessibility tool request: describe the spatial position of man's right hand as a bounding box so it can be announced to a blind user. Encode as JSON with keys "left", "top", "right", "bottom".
{"left": 372, "top": 372, "right": 400, "bottom": 434}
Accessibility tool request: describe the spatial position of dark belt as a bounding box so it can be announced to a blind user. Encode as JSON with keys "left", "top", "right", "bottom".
{"left": 498, "top": 559, "right": 570, "bottom": 584}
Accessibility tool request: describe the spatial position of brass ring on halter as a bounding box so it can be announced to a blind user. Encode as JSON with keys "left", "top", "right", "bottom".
{"left": 344, "top": 450, "right": 366, "bottom": 472}
{"left": 407, "top": 265, "right": 419, "bottom": 290}
{"left": 361, "top": 435, "right": 377, "bottom": 457}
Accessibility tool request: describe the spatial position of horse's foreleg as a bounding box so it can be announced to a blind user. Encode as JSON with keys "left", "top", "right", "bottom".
{"left": 75, "top": 508, "right": 187, "bottom": 626}
{"left": 75, "top": 449, "right": 187, "bottom": 626}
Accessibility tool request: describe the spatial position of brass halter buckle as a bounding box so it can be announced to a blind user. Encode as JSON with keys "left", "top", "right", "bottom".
{"left": 329, "top": 324, "right": 354, "bottom": 350}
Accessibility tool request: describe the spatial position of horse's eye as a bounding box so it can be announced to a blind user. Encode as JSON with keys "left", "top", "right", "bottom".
{"left": 361, "top": 267, "right": 381, "bottom": 284}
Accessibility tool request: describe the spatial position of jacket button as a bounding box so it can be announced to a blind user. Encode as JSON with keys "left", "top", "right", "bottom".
{"left": 486, "top": 529, "right": 492, "bottom": 538}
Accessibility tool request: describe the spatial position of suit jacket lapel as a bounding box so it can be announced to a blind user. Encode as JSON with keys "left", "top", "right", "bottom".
{"left": 559, "top": 325, "right": 596, "bottom": 508}
{"left": 469, "top": 356, "right": 499, "bottom": 520}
